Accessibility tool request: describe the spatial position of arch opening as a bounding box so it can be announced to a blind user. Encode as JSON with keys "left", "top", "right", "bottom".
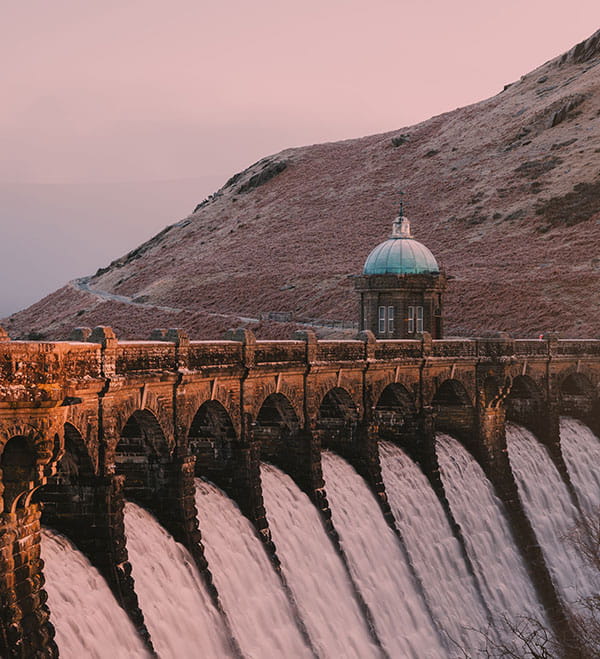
{"left": 1, "top": 436, "right": 36, "bottom": 513}
{"left": 255, "top": 393, "right": 301, "bottom": 468}
{"left": 115, "top": 410, "right": 170, "bottom": 508}
{"left": 32, "top": 423, "right": 105, "bottom": 557}
{"left": 188, "top": 400, "right": 236, "bottom": 484}
{"left": 560, "top": 373, "right": 596, "bottom": 419}
{"left": 317, "top": 387, "right": 359, "bottom": 452}
{"left": 374, "top": 383, "right": 417, "bottom": 446}
{"left": 506, "top": 376, "right": 544, "bottom": 430}
{"left": 431, "top": 379, "right": 474, "bottom": 438}
{"left": 36, "top": 423, "right": 96, "bottom": 527}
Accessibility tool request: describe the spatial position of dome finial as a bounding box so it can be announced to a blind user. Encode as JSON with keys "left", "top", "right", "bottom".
{"left": 392, "top": 190, "right": 412, "bottom": 238}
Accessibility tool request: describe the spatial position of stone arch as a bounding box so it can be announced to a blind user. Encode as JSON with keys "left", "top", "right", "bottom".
{"left": 106, "top": 395, "right": 175, "bottom": 461}
{"left": 255, "top": 393, "right": 300, "bottom": 464}
{"left": 249, "top": 380, "right": 304, "bottom": 426}
{"left": 373, "top": 383, "right": 417, "bottom": 445}
{"left": 561, "top": 371, "right": 595, "bottom": 396}
{"left": 35, "top": 423, "right": 97, "bottom": 530}
{"left": 559, "top": 371, "right": 597, "bottom": 419}
{"left": 506, "top": 375, "right": 545, "bottom": 430}
{"left": 433, "top": 378, "right": 472, "bottom": 405}
{"left": 58, "top": 423, "right": 95, "bottom": 480}
{"left": 431, "top": 379, "right": 475, "bottom": 438}
{"left": 253, "top": 392, "right": 318, "bottom": 492}
{"left": 187, "top": 400, "right": 238, "bottom": 483}
{"left": 375, "top": 382, "right": 415, "bottom": 413}
{"left": 0, "top": 435, "right": 37, "bottom": 513}
{"left": 316, "top": 387, "right": 359, "bottom": 451}
{"left": 181, "top": 387, "right": 241, "bottom": 439}
{"left": 0, "top": 421, "right": 59, "bottom": 514}
{"left": 115, "top": 409, "right": 171, "bottom": 508}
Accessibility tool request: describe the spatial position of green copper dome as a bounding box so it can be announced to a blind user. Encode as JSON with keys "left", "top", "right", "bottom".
{"left": 363, "top": 216, "right": 439, "bottom": 275}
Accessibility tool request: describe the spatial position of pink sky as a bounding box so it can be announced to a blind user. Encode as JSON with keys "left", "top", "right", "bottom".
{"left": 0, "top": 2, "right": 598, "bottom": 316}
{"left": 2, "top": 1, "right": 598, "bottom": 184}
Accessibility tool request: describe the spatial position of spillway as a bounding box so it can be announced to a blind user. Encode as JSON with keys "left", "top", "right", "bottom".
{"left": 506, "top": 423, "right": 600, "bottom": 608}
{"left": 40, "top": 427, "right": 600, "bottom": 658}
{"left": 123, "top": 501, "right": 234, "bottom": 658}
{"left": 379, "top": 440, "right": 490, "bottom": 652}
{"left": 559, "top": 416, "right": 600, "bottom": 517}
{"left": 41, "top": 528, "right": 149, "bottom": 659}
{"left": 260, "top": 462, "right": 380, "bottom": 658}
{"left": 436, "top": 433, "right": 545, "bottom": 637}
{"left": 194, "top": 478, "right": 311, "bottom": 658}
{"left": 321, "top": 450, "right": 445, "bottom": 658}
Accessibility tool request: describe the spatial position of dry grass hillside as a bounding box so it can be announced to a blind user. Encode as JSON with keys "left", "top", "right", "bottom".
{"left": 6, "top": 29, "right": 600, "bottom": 340}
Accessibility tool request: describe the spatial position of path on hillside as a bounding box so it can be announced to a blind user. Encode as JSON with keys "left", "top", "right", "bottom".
{"left": 72, "top": 277, "right": 356, "bottom": 333}
{"left": 73, "top": 277, "right": 261, "bottom": 323}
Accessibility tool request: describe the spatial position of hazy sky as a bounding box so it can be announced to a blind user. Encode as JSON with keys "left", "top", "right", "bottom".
{"left": 1, "top": 1, "right": 598, "bottom": 315}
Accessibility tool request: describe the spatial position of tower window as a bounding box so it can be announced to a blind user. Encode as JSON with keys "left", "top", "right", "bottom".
{"left": 378, "top": 306, "right": 386, "bottom": 334}
{"left": 416, "top": 306, "right": 424, "bottom": 333}
{"left": 407, "top": 306, "right": 415, "bottom": 333}
{"left": 387, "top": 306, "right": 394, "bottom": 333}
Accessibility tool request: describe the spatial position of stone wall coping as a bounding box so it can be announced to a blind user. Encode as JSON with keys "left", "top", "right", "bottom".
{"left": 8, "top": 340, "right": 96, "bottom": 347}
{"left": 117, "top": 340, "right": 176, "bottom": 346}
{"left": 189, "top": 340, "right": 242, "bottom": 346}
{"left": 318, "top": 339, "right": 364, "bottom": 344}
{"left": 254, "top": 340, "right": 305, "bottom": 344}
{"left": 376, "top": 339, "right": 422, "bottom": 344}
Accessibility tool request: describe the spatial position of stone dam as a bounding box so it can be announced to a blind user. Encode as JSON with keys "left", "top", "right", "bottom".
{"left": 0, "top": 325, "right": 599, "bottom": 657}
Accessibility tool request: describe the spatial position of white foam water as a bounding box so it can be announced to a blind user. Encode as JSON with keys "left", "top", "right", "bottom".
{"left": 506, "top": 423, "right": 600, "bottom": 607}
{"left": 436, "top": 434, "right": 545, "bottom": 633}
{"left": 379, "top": 440, "right": 489, "bottom": 653}
{"left": 194, "top": 478, "right": 311, "bottom": 658}
{"left": 41, "top": 528, "right": 149, "bottom": 659}
{"left": 123, "top": 501, "right": 234, "bottom": 658}
{"left": 260, "top": 462, "right": 380, "bottom": 659}
{"left": 559, "top": 416, "right": 600, "bottom": 517}
{"left": 321, "top": 451, "right": 445, "bottom": 659}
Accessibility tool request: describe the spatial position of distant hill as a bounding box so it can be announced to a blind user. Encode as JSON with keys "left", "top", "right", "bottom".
{"left": 5, "top": 29, "right": 600, "bottom": 340}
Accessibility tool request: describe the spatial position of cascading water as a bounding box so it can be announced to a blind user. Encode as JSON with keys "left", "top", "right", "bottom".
{"left": 321, "top": 451, "right": 445, "bottom": 659}
{"left": 559, "top": 416, "right": 600, "bottom": 517}
{"left": 123, "top": 501, "right": 235, "bottom": 658}
{"left": 194, "top": 478, "right": 312, "bottom": 658}
{"left": 436, "top": 434, "right": 545, "bottom": 633}
{"left": 41, "top": 528, "right": 149, "bottom": 659}
{"left": 379, "top": 441, "right": 490, "bottom": 653}
{"left": 506, "top": 423, "right": 600, "bottom": 607}
{"left": 260, "top": 462, "right": 380, "bottom": 659}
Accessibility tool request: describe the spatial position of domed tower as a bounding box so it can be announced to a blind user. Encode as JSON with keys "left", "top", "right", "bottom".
{"left": 354, "top": 200, "right": 446, "bottom": 339}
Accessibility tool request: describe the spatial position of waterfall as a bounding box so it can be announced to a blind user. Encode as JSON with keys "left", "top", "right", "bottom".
{"left": 379, "top": 440, "right": 490, "bottom": 653}
{"left": 123, "top": 501, "right": 234, "bottom": 658}
{"left": 40, "top": 528, "right": 149, "bottom": 659}
{"left": 41, "top": 428, "right": 600, "bottom": 658}
{"left": 321, "top": 450, "right": 445, "bottom": 659}
{"left": 559, "top": 416, "right": 600, "bottom": 517}
{"left": 506, "top": 423, "right": 600, "bottom": 608}
{"left": 436, "top": 434, "right": 545, "bottom": 633}
{"left": 194, "top": 478, "right": 311, "bottom": 658}
{"left": 260, "top": 462, "right": 380, "bottom": 659}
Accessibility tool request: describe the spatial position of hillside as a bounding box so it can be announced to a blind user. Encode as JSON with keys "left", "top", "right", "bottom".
{"left": 5, "top": 29, "right": 600, "bottom": 340}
